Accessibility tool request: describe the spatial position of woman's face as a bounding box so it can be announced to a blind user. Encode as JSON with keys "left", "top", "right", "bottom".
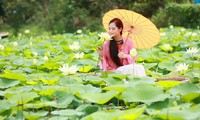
{"left": 108, "top": 22, "right": 122, "bottom": 37}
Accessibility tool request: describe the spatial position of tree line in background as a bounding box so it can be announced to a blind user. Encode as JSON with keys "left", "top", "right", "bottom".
{"left": 0, "top": 0, "right": 199, "bottom": 35}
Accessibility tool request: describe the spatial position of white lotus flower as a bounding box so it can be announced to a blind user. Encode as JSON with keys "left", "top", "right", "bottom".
{"left": 43, "top": 56, "right": 49, "bottom": 61}
{"left": 184, "top": 32, "right": 192, "bottom": 37}
{"left": 29, "top": 41, "right": 33, "bottom": 46}
{"left": 169, "top": 25, "right": 174, "bottom": 29}
{"left": 0, "top": 44, "right": 5, "bottom": 50}
{"left": 160, "top": 32, "right": 166, "bottom": 36}
{"left": 69, "top": 42, "right": 80, "bottom": 51}
{"left": 76, "top": 29, "right": 82, "bottom": 34}
{"left": 24, "top": 29, "right": 30, "bottom": 34}
{"left": 181, "top": 28, "right": 185, "bottom": 32}
{"left": 130, "top": 48, "right": 137, "bottom": 57}
{"left": 33, "top": 59, "right": 37, "bottom": 65}
{"left": 32, "top": 52, "right": 38, "bottom": 57}
{"left": 123, "top": 79, "right": 129, "bottom": 85}
{"left": 161, "top": 44, "right": 173, "bottom": 51}
{"left": 98, "top": 32, "right": 112, "bottom": 41}
{"left": 192, "top": 32, "right": 198, "bottom": 36}
{"left": 186, "top": 47, "right": 199, "bottom": 54}
{"left": 13, "top": 42, "right": 18, "bottom": 46}
{"left": 175, "top": 63, "right": 189, "bottom": 72}
{"left": 18, "top": 33, "right": 22, "bottom": 37}
{"left": 59, "top": 64, "right": 79, "bottom": 75}
{"left": 74, "top": 52, "right": 84, "bottom": 59}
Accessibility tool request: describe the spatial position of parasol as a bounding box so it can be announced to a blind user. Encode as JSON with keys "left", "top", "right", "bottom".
{"left": 102, "top": 9, "right": 160, "bottom": 49}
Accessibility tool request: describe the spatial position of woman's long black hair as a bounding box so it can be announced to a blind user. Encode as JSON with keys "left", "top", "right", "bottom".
{"left": 109, "top": 18, "right": 123, "bottom": 67}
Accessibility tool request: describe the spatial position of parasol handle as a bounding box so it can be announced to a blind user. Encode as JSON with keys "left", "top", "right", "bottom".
{"left": 121, "top": 26, "right": 134, "bottom": 51}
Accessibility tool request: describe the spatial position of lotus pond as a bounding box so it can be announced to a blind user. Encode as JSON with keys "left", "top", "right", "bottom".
{"left": 0, "top": 26, "right": 200, "bottom": 120}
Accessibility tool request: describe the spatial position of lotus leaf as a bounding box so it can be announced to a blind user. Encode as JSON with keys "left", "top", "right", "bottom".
{"left": 81, "top": 106, "right": 146, "bottom": 120}
{"left": 83, "top": 76, "right": 105, "bottom": 85}
{"left": 24, "top": 101, "right": 50, "bottom": 109}
{"left": 24, "top": 111, "right": 48, "bottom": 120}
{"left": 76, "top": 104, "right": 99, "bottom": 115}
{"left": 79, "top": 65, "right": 94, "bottom": 73}
{"left": 0, "top": 100, "right": 14, "bottom": 113}
{"left": 151, "top": 108, "right": 200, "bottom": 120}
{"left": 158, "top": 60, "right": 175, "bottom": 71}
{"left": 7, "top": 92, "right": 39, "bottom": 104}
{"left": 1, "top": 86, "right": 33, "bottom": 97}
{"left": 0, "top": 78, "right": 20, "bottom": 88}
{"left": 78, "top": 90, "right": 119, "bottom": 104}
{"left": 102, "top": 85, "right": 127, "bottom": 92}
{"left": 51, "top": 109, "right": 83, "bottom": 116}
{"left": 157, "top": 80, "right": 182, "bottom": 90}
{"left": 168, "top": 83, "right": 200, "bottom": 96}
{"left": 1, "top": 70, "right": 26, "bottom": 81}
{"left": 49, "top": 91, "right": 74, "bottom": 108}
{"left": 15, "top": 110, "right": 24, "bottom": 120}
{"left": 122, "top": 84, "right": 169, "bottom": 104}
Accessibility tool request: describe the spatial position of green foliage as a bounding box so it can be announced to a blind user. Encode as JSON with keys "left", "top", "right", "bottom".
{"left": 152, "top": 3, "right": 200, "bottom": 28}
{"left": 0, "top": 27, "right": 200, "bottom": 119}
{"left": 1, "top": 0, "right": 198, "bottom": 34}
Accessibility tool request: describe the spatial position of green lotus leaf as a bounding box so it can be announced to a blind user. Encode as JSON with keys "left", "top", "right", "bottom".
{"left": 102, "top": 85, "right": 127, "bottom": 92}
{"left": 65, "top": 84, "right": 101, "bottom": 94}
{"left": 81, "top": 106, "right": 146, "bottom": 120}
{"left": 42, "top": 116, "right": 70, "bottom": 120}
{"left": 24, "top": 111, "right": 48, "bottom": 120}
{"left": 13, "top": 58, "right": 24, "bottom": 66}
{"left": 0, "top": 78, "right": 20, "bottom": 88}
{"left": 143, "top": 63, "right": 158, "bottom": 70}
{"left": 38, "top": 88, "right": 55, "bottom": 96}
{"left": 181, "top": 92, "right": 200, "bottom": 102}
{"left": 1, "top": 86, "right": 33, "bottom": 97}
{"left": 151, "top": 108, "right": 200, "bottom": 120}
{"left": 112, "top": 73, "right": 129, "bottom": 80}
{"left": 7, "top": 92, "right": 39, "bottom": 104}
{"left": 127, "top": 76, "right": 156, "bottom": 85}
{"left": 122, "top": 84, "right": 169, "bottom": 104}
{"left": 78, "top": 90, "right": 119, "bottom": 104}
{"left": 24, "top": 101, "right": 50, "bottom": 109}
{"left": 1, "top": 70, "right": 26, "bottom": 81}
{"left": 58, "top": 76, "right": 81, "bottom": 85}
{"left": 15, "top": 110, "right": 24, "bottom": 120}
{"left": 23, "top": 67, "right": 35, "bottom": 73}
{"left": 76, "top": 104, "right": 99, "bottom": 115}
{"left": 40, "top": 78, "right": 58, "bottom": 85}
{"left": 168, "top": 83, "right": 200, "bottom": 96}
{"left": 0, "top": 100, "right": 14, "bottom": 113}
{"left": 103, "top": 76, "right": 124, "bottom": 86}
{"left": 158, "top": 60, "right": 175, "bottom": 70}
{"left": 81, "top": 110, "right": 122, "bottom": 120}
{"left": 51, "top": 109, "right": 83, "bottom": 116}
{"left": 49, "top": 91, "right": 74, "bottom": 108}
{"left": 79, "top": 65, "right": 94, "bottom": 73}
{"left": 118, "top": 106, "right": 146, "bottom": 120}
{"left": 23, "top": 58, "right": 35, "bottom": 67}
{"left": 83, "top": 76, "right": 105, "bottom": 85}
{"left": 41, "top": 61, "right": 60, "bottom": 70}
{"left": 0, "top": 116, "right": 6, "bottom": 120}
{"left": 147, "top": 99, "right": 174, "bottom": 112}
{"left": 157, "top": 80, "right": 182, "bottom": 90}
{"left": 0, "top": 61, "right": 9, "bottom": 69}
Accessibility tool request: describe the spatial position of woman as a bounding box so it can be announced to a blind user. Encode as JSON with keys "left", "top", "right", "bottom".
{"left": 97, "top": 18, "right": 137, "bottom": 71}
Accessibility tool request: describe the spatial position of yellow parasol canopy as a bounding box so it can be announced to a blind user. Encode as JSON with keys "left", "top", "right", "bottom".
{"left": 102, "top": 9, "right": 160, "bottom": 49}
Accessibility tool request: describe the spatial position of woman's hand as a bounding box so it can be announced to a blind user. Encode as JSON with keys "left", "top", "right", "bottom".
{"left": 97, "top": 46, "right": 103, "bottom": 58}
{"left": 118, "top": 52, "right": 127, "bottom": 58}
